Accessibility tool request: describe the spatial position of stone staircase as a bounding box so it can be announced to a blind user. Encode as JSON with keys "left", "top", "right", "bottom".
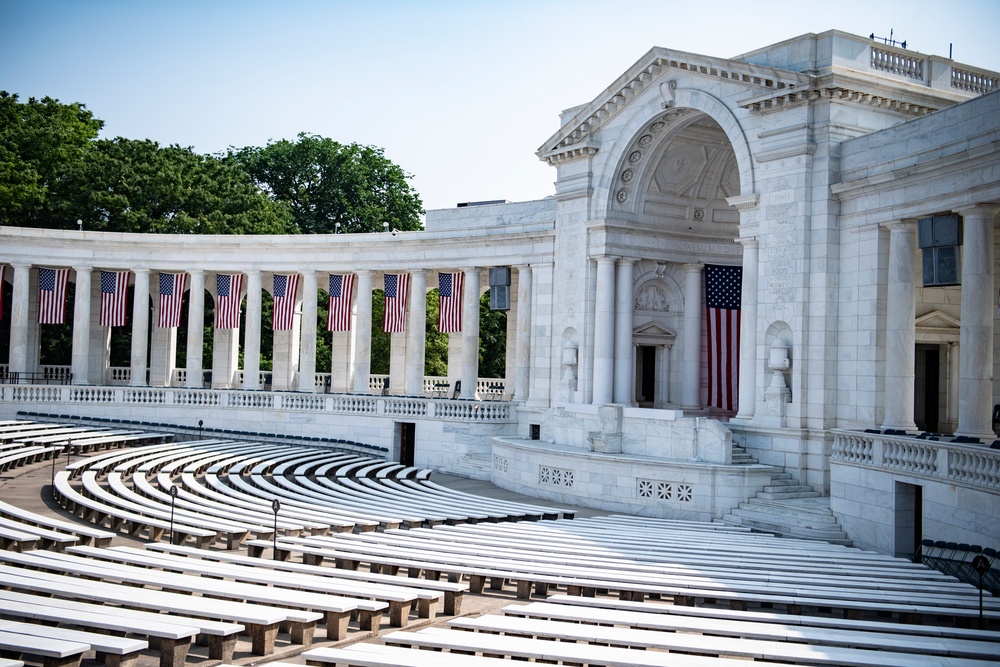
{"left": 720, "top": 444, "right": 853, "bottom": 546}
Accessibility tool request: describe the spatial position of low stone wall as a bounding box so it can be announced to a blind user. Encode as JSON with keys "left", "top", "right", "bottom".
{"left": 491, "top": 437, "right": 772, "bottom": 520}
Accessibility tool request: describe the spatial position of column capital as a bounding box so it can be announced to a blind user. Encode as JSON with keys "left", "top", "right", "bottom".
{"left": 683, "top": 262, "right": 704, "bottom": 273}
{"left": 738, "top": 237, "right": 759, "bottom": 249}
{"left": 615, "top": 257, "right": 638, "bottom": 267}
{"left": 188, "top": 268, "right": 205, "bottom": 277}
{"left": 955, "top": 204, "right": 1000, "bottom": 220}
{"left": 132, "top": 267, "right": 150, "bottom": 276}
{"left": 887, "top": 218, "right": 918, "bottom": 231}
{"left": 595, "top": 255, "right": 617, "bottom": 265}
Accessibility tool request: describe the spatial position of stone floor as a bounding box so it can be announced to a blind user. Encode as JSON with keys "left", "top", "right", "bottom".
{"left": 0, "top": 452, "right": 610, "bottom": 667}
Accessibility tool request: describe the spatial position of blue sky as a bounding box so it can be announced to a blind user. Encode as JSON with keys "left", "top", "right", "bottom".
{"left": 2, "top": 0, "right": 998, "bottom": 213}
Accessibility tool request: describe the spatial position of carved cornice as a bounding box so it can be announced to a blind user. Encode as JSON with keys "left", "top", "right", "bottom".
{"left": 725, "top": 194, "right": 760, "bottom": 211}
{"left": 539, "top": 142, "right": 600, "bottom": 166}
{"left": 755, "top": 143, "right": 818, "bottom": 163}
{"left": 537, "top": 47, "right": 807, "bottom": 161}
{"left": 739, "top": 84, "right": 939, "bottom": 116}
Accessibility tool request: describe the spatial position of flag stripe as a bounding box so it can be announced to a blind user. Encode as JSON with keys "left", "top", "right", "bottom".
{"left": 327, "top": 274, "right": 355, "bottom": 331}
{"left": 215, "top": 273, "right": 244, "bottom": 329}
{"left": 383, "top": 273, "right": 409, "bottom": 333}
{"left": 272, "top": 273, "right": 300, "bottom": 330}
{"left": 38, "top": 268, "right": 70, "bottom": 324}
{"left": 100, "top": 270, "right": 130, "bottom": 327}
{"left": 437, "top": 272, "right": 463, "bottom": 333}
{"left": 158, "top": 273, "right": 186, "bottom": 328}
{"left": 705, "top": 264, "right": 742, "bottom": 411}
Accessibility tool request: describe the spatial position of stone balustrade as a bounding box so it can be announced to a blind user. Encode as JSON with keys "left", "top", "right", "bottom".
{"left": 0, "top": 383, "right": 513, "bottom": 423}
{"left": 832, "top": 429, "right": 1000, "bottom": 491}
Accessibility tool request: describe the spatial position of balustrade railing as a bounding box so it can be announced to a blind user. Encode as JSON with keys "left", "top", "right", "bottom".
{"left": 832, "top": 429, "right": 999, "bottom": 491}
{"left": 951, "top": 66, "right": 998, "bottom": 94}
{"left": 1, "top": 382, "right": 513, "bottom": 423}
{"left": 870, "top": 45, "right": 923, "bottom": 80}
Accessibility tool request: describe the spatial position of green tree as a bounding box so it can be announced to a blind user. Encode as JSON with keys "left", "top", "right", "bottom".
{"left": 425, "top": 290, "right": 448, "bottom": 376}
{"left": 479, "top": 290, "right": 507, "bottom": 379}
{"left": 229, "top": 133, "right": 424, "bottom": 234}
{"left": 370, "top": 290, "right": 390, "bottom": 375}
{"left": 0, "top": 92, "right": 103, "bottom": 227}
{"left": 56, "top": 138, "right": 296, "bottom": 234}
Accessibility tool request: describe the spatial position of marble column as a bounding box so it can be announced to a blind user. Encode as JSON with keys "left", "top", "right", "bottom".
{"left": 460, "top": 268, "right": 481, "bottom": 398}
{"left": 8, "top": 264, "right": 29, "bottom": 376}
{"left": 680, "top": 263, "right": 703, "bottom": 410}
{"left": 735, "top": 238, "right": 759, "bottom": 420}
{"left": 404, "top": 270, "right": 427, "bottom": 396}
{"left": 129, "top": 269, "right": 150, "bottom": 386}
{"left": 882, "top": 220, "right": 918, "bottom": 432}
{"left": 243, "top": 271, "right": 262, "bottom": 390}
{"left": 297, "top": 271, "right": 318, "bottom": 392}
{"left": 352, "top": 270, "right": 374, "bottom": 393}
{"left": 947, "top": 341, "right": 960, "bottom": 432}
{"left": 514, "top": 265, "right": 532, "bottom": 401}
{"left": 70, "top": 266, "right": 92, "bottom": 385}
{"left": 955, "top": 205, "right": 998, "bottom": 440}
{"left": 593, "top": 256, "right": 616, "bottom": 405}
{"left": 613, "top": 258, "right": 636, "bottom": 405}
{"left": 185, "top": 270, "right": 205, "bottom": 388}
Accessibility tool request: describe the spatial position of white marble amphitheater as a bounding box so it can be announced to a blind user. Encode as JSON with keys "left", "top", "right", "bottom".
{"left": 2, "top": 29, "right": 999, "bottom": 556}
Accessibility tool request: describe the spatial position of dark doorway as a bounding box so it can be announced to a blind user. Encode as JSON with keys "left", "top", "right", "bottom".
{"left": 915, "top": 344, "right": 940, "bottom": 432}
{"left": 636, "top": 345, "right": 656, "bottom": 405}
{"left": 894, "top": 481, "right": 923, "bottom": 560}
{"left": 398, "top": 422, "right": 415, "bottom": 466}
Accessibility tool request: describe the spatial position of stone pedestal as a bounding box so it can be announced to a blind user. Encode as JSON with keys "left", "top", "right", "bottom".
{"left": 588, "top": 404, "right": 623, "bottom": 453}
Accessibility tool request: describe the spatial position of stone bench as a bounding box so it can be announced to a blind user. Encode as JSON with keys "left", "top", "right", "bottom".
{"left": 72, "top": 544, "right": 424, "bottom": 628}
{"left": 0, "top": 629, "right": 91, "bottom": 667}
{"left": 305, "top": 643, "right": 514, "bottom": 666}
{"left": 0, "top": 619, "right": 147, "bottom": 667}
{"left": 53, "top": 471, "right": 215, "bottom": 546}
{"left": 157, "top": 542, "right": 467, "bottom": 616}
{"left": 504, "top": 602, "right": 1000, "bottom": 660}
{"left": 0, "top": 515, "right": 78, "bottom": 551}
{"left": 0, "top": 548, "right": 378, "bottom": 640}
{"left": 0, "top": 498, "right": 116, "bottom": 547}
{"left": 0, "top": 588, "right": 212, "bottom": 667}
{"left": 0, "top": 561, "right": 308, "bottom": 655}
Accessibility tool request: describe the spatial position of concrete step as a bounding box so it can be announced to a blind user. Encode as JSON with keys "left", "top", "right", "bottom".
{"left": 720, "top": 496, "right": 852, "bottom": 546}
{"left": 756, "top": 489, "right": 823, "bottom": 499}
{"left": 727, "top": 504, "right": 842, "bottom": 530}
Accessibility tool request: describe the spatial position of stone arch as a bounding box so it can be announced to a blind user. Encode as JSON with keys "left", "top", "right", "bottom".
{"left": 595, "top": 85, "right": 755, "bottom": 218}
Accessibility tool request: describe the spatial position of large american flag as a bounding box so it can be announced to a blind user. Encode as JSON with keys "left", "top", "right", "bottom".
{"left": 158, "top": 273, "right": 186, "bottom": 328}
{"left": 383, "top": 273, "right": 409, "bottom": 333}
{"left": 100, "top": 270, "right": 130, "bottom": 327}
{"left": 38, "top": 268, "right": 70, "bottom": 324}
{"left": 215, "top": 273, "right": 244, "bottom": 329}
{"left": 437, "top": 272, "right": 463, "bottom": 333}
{"left": 327, "top": 274, "right": 354, "bottom": 331}
{"left": 272, "top": 273, "right": 300, "bottom": 331}
{"left": 705, "top": 264, "right": 742, "bottom": 412}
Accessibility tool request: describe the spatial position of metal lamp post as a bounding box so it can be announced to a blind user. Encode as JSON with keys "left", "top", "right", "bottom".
{"left": 271, "top": 498, "right": 281, "bottom": 560}
{"left": 168, "top": 485, "right": 179, "bottom": 545}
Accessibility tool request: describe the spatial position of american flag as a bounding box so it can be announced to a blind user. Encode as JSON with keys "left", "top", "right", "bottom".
{"left": 437, "top": 272, "right": 463, "bottom": 333}
{"left": 272, "top": 274, "right": 300, "bottom": 331}
{"left": 327, "top": 274, "right": 354, "bottom": 331}
{"left": 100, "top": 270, "right": 130, "bottom": 327}
{"left": 158, "top": 273, "right": 186, "bottom": 328}
{"left": 0, "top": 265, "right": 5, "bottom": 321}
{"left": 383, "top": 273, "right": 409, "bottom": 333}
{"left": 215, "top": 273, "right": 244, "bottom": 329}
{"left": 705, "top": 264, "right": 742, "bottom": 411}
{"left": 38, "top": 268, "right": 70, "bottom": 324}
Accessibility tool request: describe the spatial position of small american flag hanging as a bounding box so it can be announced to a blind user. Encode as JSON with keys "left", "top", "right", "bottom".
{"left": 327, "top": 274, "right": 355, "bottom": 331}
{"left": 437, "top": 272, "right": 463, "bottom": 333}
{"left": 158, "top": 273, "right": 186, "bottom": 328}
{"left": 272, "top": 274, "right": 300, "bottom": 331}
{"left": 215, "top": 273, "right": 244, "bottom": 329}
{"left": 383, "top": 273, "right": 409, "bottom": 333}
{"left": 38, "top": 268, "right": 70, "bottom": 324}
{"left": 100, "top": 270, "right": 130, "bottom": 327}
{"left": 705, "top": 264, "right": 742, "bottom": 412}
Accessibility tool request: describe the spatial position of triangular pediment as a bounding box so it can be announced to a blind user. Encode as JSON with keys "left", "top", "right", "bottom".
{"left": 633, "top": 321, "right": 677, "bottom": 346}
{"left": 915, "top": 310, "right": 960, "bottom": 343}
{"left": 536, "top": 47, "right": 805, "bottom": 164}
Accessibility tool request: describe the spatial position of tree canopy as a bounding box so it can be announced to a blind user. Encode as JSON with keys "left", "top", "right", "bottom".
{"left": 228, "top": 133, "right": 424, "bottom": 234}
{"left": 0, "top": 94, "right": 422, "bottom": 236}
